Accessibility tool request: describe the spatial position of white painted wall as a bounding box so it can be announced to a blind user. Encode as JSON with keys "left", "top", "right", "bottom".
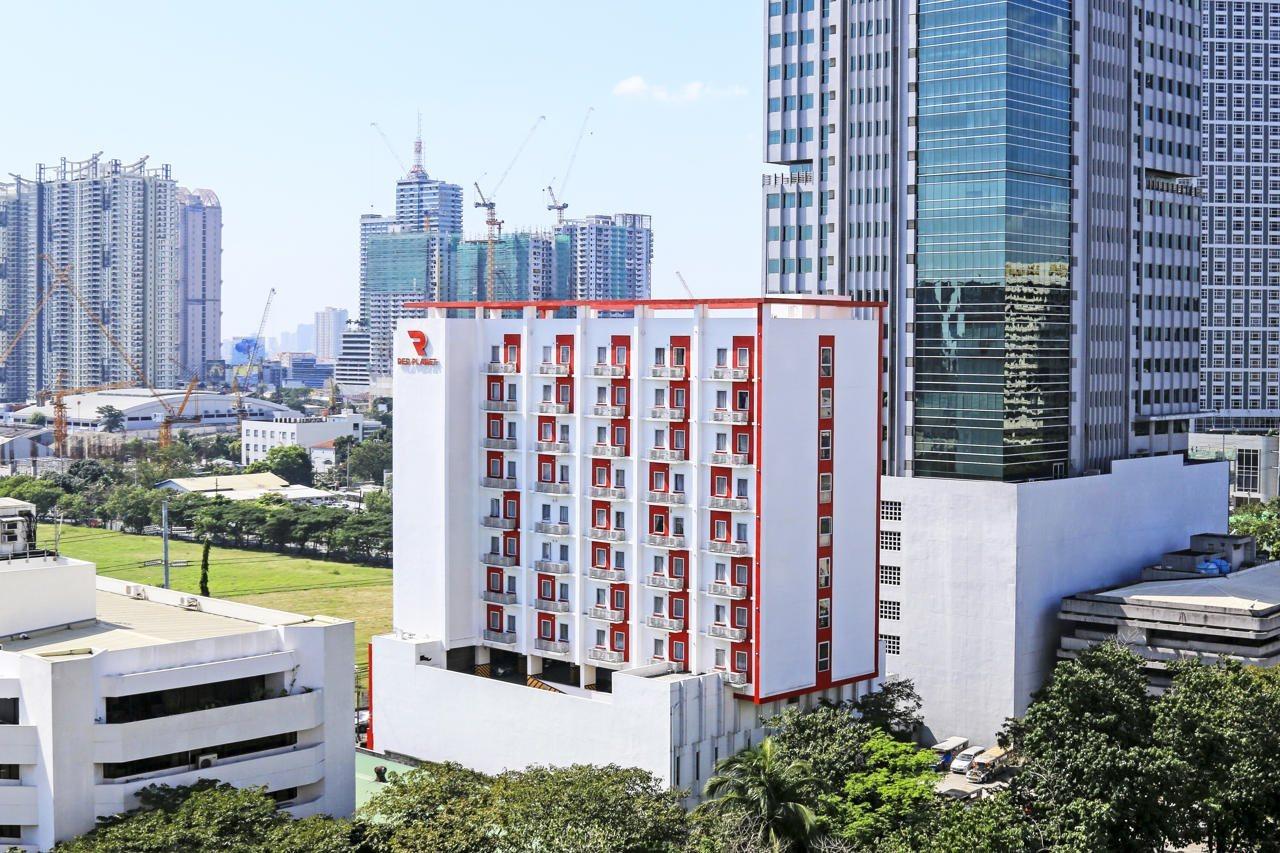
{"left": 0, "top": 558, "right": 95, "bottom": 636}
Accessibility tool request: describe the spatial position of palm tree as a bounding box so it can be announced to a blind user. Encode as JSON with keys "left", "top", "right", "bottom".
{"left": 697, "top": 736, "right": 819, "bottom": 852}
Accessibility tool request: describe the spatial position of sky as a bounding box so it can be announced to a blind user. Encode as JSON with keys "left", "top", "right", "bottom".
{"left": 4, "top": 2, "right": 764, "bottom": 341}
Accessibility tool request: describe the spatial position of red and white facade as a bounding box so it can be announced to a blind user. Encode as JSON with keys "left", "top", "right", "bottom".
{"left": 372, "top": 298, "right": 882, "bottom": 794}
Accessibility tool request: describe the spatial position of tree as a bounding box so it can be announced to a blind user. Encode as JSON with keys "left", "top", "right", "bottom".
{"left": 697, "top": 737, "right": 819, "bottom": 852}
{"left": 96, "top": 405, "right": 125, "bottom": 433}
{"left": 848, "top": 679, "right": 923, "bottom": 740}
{"left": 56, "top": 491, "right": 92, "bottom": 523}
{"left": 885, "top": 792, "right": 1036, "bottom": 853}
{"left": 252, "top": 444, "right": 313, "bottom": 486}
{"left": 9, "top": 478, "right": 65, "bottom": 516}
{"left": 821, "top": 731, "right": 937, "bottom": 847}
{"left": 198, "top": 540, "right": 211, "bottom": 598}
{"left": 1155, "top": 660, "right": 1280, "bottom": 852}
{"left": 101, "top": 485, "right": 161, "bottom": 533}
{"left": 261, "top": 504, "right": 300, "bottom": 552}
{"left": 1229, "top": 497, "right": 1280, "bottom": 556}
{"left": 767, "top": 703, "right": 875, "bottom": 799}
{"left": 363, "top": 488, "right": 391, "bottom": 515}
{"left": 335, "top": 510, "right": 391, "bottom": 562}
{"left": 348, "top": 439, "right": 391, "bottom": 485}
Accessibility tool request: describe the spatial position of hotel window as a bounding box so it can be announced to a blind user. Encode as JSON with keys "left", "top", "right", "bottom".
{"left": 653, "top": 470, "right": 667, "bottom": 490}
{"left": 654, "top": 347, "right": 666, "bottom": 366}
{"left": 880, "top": 530, "right": 901, "bottom": 551}
{"left": 596, "top": 346, "right": 607, "bottom": 364}
{"left": 506, "top": 344, "right": 517, "bottom": 363}
{"left": 819, "top": 431, "right": 832, "bottom": 460}
{"left": 715, "top": 475, "right": 728, "bottom": 495}
{"left": 716, "top": 348, "right": 728, "bottom": 367}
{"left": 594, "top": 467, "right": 608, "bottom": 486}
{"left": 736, "top": 390, "right": 750, "bottom": 410}
{"left": 880, "top": 634, "right": 901, "bottom": 655}
{"left": 672, "top": 641, "right": 686, "bottom": 661}
{"left": 491, "top": 345, "right": 501, "bottom": 362}
{"left": 879, "top": 600, "right": 901, "bottom": 621}
{"left": 539, "top": 579, "right": 553, "bottom": 600}
{"left": 539, "top": 462, "right": 551, "bottom": 482}
{"left": 653, "top": 555, "right": 665, "bottom": 574}
{"left": 594, "top": 547, "right": 607, "bottom": 566}
{"left": 489, "top": 611, "right": 501, "bottom": 630}
{"left": 557, "top": 384, "right": 570, "bottom": 403}
{"left": 736, "top": 433, "right": 749, "bottom": 454}
{"left": 595, "top": 629, "right": 606, "bottom": 646}
{"left": 735, "top": 522, "right": 748, "bottom": 543}
{"left": 818, "top": 599, "right": 830, "bottom": 629}
{"left": 737, "top": 347, "right": 750, "bottom": 368}
{"left": 818, "top": 557, "right": 831, "bottom": 589}
{"left": 613, "top": 589, "right": 626, "bottom": 609}
{"left": 1237, "top": 448, "right": 1261, "bottom": 492}
{"left": 614, "top": 426, "right": 627, "bottom": 446}
{"left": 735, "top": 563, "right": 749, "bottom": 585}
{"left": 614, "top": 345, "right": 627, "bottom": 365}
{"left": 542, "top": 345, "right": 552, "bottom": 363}
{"left": 595, "top": 508, "right": 607, "bottom": 527}
{"left": 540, "top": 620, "right": 553, "bottom": 640}
{"left": 880, "top": 500, "right": 902, "bottom": 521}
{"left": 559, "top": 344, "right": 570, "bottom": 363}
{"left": 734, "top": 605, "right": 748, "bottom": 626}
{"left": 654, "top": 638, "right": 665, "bottom": 658}
{"left": 613, "top": 550, "right": 625, "bottom": 569}
{"left": 818, "top": 516, "right": 832, "bottom": 537}
{"left": 673, "top": 387, "right": 686, "bottom": 408}
{"left": 614, "top": 385, "right": 627, "bottom": 405}
{"left": 673, "top": 347, "right": 686, "bottom": 366}
{"left": 489, "top": 420, "right": 502, "bottom": 438}
{"left": 615, "top": 511, "right": 626, "bottom": 530}
{"left": 653, "top": 514, "right": 667, "bottom": 534}
{"left": 715, "top": 519, "right": 728, "bottom": 540}
{"left": 817, "top": 641, "right": 830, "bottom": 672}
{"left": 672, "top": 556, "right": 686, "bottom": 577}
{"left": 507, "top": 383, "right": 517, "bottom": 401}
{"left": 735, "top": 650, "right": 749, "bottom": 671}
{"left": 880, "top": 565, "right": 901, "bottom": 585}
{"left": 819, "top": 347, "right": 833, "bottom": 376}
{"left": 612, "top": 631, "right": 626, "bottom": 651}
{"left": 716, "top": 390, "right": 728, "bottom": 409}
{"left": 558, "top": 623, "right": 569, "bottom": 641}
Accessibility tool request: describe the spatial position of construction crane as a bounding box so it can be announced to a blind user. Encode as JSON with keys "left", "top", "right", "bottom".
{"left": 370, "top": 122, "right": 409, "bottom": 174}
{"left": 475, "top": 115, "right": 546, "bottom": 298}
{"left": 42, "top": 374, "right": 135, "bottom": 457}
{"left": 157, "top": 376, "right": 202, "bottom": 448}
{"left": 546, "top": 107, "right": 594, "bottom": 225}
{"left": 676, "top": 271, "right": 695, "bottom": 299}
{"left": 234, "top": 288, "right": 276, "bottom": 422}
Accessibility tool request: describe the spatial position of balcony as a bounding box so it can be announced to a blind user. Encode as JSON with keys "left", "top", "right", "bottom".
{"left": 709, "top": 452, "right": 751, "bottom": 466}
{"left": 647, "top": 490, "right": 686, "bottom": 505}
{"left": 590, "top": 444, "right": 627, "bottom": 458}
{"left": 481, "top": 399, "right": 517, "bottom": 412}
{"left": 591, "top": 404, "right": 626, "bottom": 418}
{"left": 719, "top": 670, "right": 749, "bottom": 687}
{"left": 646, "top": 574, "right": 684, "bottom": 590}
{"left": 707, "top": 624, "right": 748, "bottom": 642}
{"left": 710, "top": 366, "right": 749, "bottom": 381}
{"left": 482, "top": 437, "right": 517, "bottom": 451}
{"left": 818, "top": 489, "right": 833, "bottom": 504}
{"left": 646, "top": 533, "right": 687, "bottom": 549}
{"left": 819, "top": 533, "right": 832, "bottom": 547}
{"left": 534, "top": 559, "right": 571, "bottom": 575}
{"left": 708, "top": 541, "right": 750, "bottom": 557}
{"left": 708, "top": 496, "right": 750, "bottom": 511}
{"left": 482, "top": 590, "right": 518, "bottom": 605}
{"left": 649, "top": 447, "right": 688, "bottom": 462}
{"left": 538, "top": 362, "right": 570, "bottom": 376}
{"left": 648, "top": 407, "right": 685, "bottom": 421}
{"left": 484, "top": 362, "right": 517, "bottom": 374}
{"left": 588, "top": 647, "right": 625, "bottom": 663}
{"left": 534, "top": 481, "right": 571, "bottom": 495}
{"left": 535, "top": 638, "right": 571, "bottom": 655}
{"left": 589, "top": 485, "right": 627, "bottom": 500}
{"left": 484, "top": 629, "right": 517, "bottom": 645}
{"left": 589, "top": 527, "right": 626, "bottom": 542}
{"left": 481, "top": 476, "right": 518, "bottom": 490}
{"left": 591, "top": 364, "right": 626, "bottom": 377}
{"left": 482, "top": 552, "right": 517, "bottom": 567}
{"left": 481, "top": 516, "right": 517, "bottom": 530}
{"left": 589, "top": 566, "right": 626, "bottom": 582}
{"left": 534, "top": 521, "right": 571, "bottom": 536}
{"left": 534, "top": 598, "right": 571, "bottom": 614}
{"left": 538, "top": 402, "right": 571, "bottom": 415}
{"left": 535, "top": 441, "right": 571, "bottom": 454}
{"left": 711, "top": 410, "right": 749, "bottom": 424}
{"left": 650, "top": 365, "right": 686, "bottom": 379}
{"left": 708, "top": 582, "right": 748, "bottom": 600}
{"left": 646, "top": 615, "right": 685, "bottom": 631}
{"left": 587, "top": 605, "right": 625, "bottom": 623}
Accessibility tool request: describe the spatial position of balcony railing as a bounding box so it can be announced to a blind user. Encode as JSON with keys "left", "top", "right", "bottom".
{"left": 535, "top": 638, "right": 571, "bottom": 655}
{"left": 719, "top": 670, "right": 749, "bottom": 686}
{"left": 589, "top": 527, "right": 626, "bottom": 542}
{"left": 646, "top": 615, "right": 685, "bottom": 631}
{"left": 818, "top": 489, "right": 833, "bottom": 504}
{"left": 708, "top": 541, "right": 750, "bottom": 556}
{"left": 711, "top": 410, "right": 749, "bottom": 424}
{"left": 482, "top": 437, "right": 517, "bottom": 451}
{"left": 591, "top": 404, "right": 626, "bottom": 418}
{"left": 588, "top": 647, "right": 625, "bottom": 663}
{"left": 647, "top": 490, "right": 686, "bottom": 505}
{"left": 535, "top": 559, "right": 571, "bottom": 575}
{"left": 708, "top": 582, "right": 748, "bottom": 600}
{"left": 482, "top": 552, "right": 518, "bottom": 567}
{"left": 650, "top": 365, "right": 687, "bottom": 379}
{"left": 591, "top": 364, "right": 626, "bottom": 377}
{"left": 710, "top": 366, "right": 749, "bottom": 381}
{"left": 589, "top": 485, "right": 627, "bottom": 500}
{"left": 538, "top": 402, "right": 571, "bottom": 415}
{"left": 481, "top": 515, "right": 518, "bottom": 530}
{"left": 650, "top": 447, "right": 688, "bottom": 462}
{"left": 481, "top": 590, "right": 518, "bottom": 605}
{"left": 538, "top": 362, "right": 570, "bottom": 376}
{"left": 534, "top": 598, "right": 571, "bottom": 613}
{"left": 589, "top": 567, "right": 626, "bottom": 582}
{"left": 649, "top": 407, "right": 686, "bottom": 421}
{"left": 481, "top": 476, "right": 517, "bottom": 490}
{"left": 535, "top": 441, "right": 571, "bottom": 454}
{"left": 708, "top": 496, "right": 750, "bottom": 511}
{"left": 484, "top": 362, "right": 517, "bottom": 374}
{"left": 484, "top": 629, "right": 517, "bottom": 644}
{"left": 818, "top": 533, "right": 832, "bottom": 547}
{"left": 534, "top": 481, "right": 571, "bottom": 495}
{"left": 709, "top": 452, "right": 751, "bottom": 466}
{"left": 707, "top": 624, "right": 748, "bottom": 642}
{"left": 645, "top": 533, "right": 687, "bottom": 549}
{"left": 534, "top": 521, "right": 571, "bottom": 536}
{"left": 587, "top": 606, "right": 625, "bottom": 623}
{"left": 481, "top": 399, "right": 517, "bottom": 412}
{"left": 646, "top": 574, "right": 684, "bottom": 590}
{"left": 590, "top": 444, "right": 626, "bottom": 458}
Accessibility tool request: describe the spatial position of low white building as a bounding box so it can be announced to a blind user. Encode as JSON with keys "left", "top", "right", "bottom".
{"left": 1188, "top": 431, "right": 1280, "bottom": 506}
{"left": 155, "top": 472, "right": 335, "bottom": 503}
{"left": 240, "top": 413, "right": 375, "bottom": 468}
{"left": 10, "top": 389, "right": 293, "bottom": 435}
{"left": 0, "top": 499, "right": 355, "bottom": 850}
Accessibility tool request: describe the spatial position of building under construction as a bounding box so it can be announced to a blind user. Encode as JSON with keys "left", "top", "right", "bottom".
{"left": 0, "top": 154, "right": 183, "bottom": 402}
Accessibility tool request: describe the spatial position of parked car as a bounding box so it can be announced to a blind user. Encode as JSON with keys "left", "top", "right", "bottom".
{"left": 951, "top": 745, "right": 986, "bottom": 774}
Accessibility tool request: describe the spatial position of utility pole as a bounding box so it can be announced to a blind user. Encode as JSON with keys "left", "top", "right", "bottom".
{"left": 161, "top": 498, "right": 171, "bottom": 589}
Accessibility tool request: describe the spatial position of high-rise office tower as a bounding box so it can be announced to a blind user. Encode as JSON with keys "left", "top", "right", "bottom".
{"left": 0, "top": 155, "right": 181, "bottom": 401}
{"left": 1197, "top": 0, "right": 1280, "bottom": 431}
{"left": 763, "top": 0, "right": 1201, "bottom": 478}
{"left": 176, "top": 188, "right": 222, "bottom": 381}
{"left": 314, "top": 307, "right": 349, "bottom": 362}
{"left": 556, "top": 214, "right": 653, "bottom": 301}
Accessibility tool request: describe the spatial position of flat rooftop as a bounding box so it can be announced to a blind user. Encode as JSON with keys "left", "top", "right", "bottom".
{"left": 1085, "top": 560, "right": 1280, "bottom": 615}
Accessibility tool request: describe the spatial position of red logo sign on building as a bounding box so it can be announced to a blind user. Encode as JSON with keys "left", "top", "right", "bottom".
{"left": 398, "top": 329, "right": 439, "bottom": 366}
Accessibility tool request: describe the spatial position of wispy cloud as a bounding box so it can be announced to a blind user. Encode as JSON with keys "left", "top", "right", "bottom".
{"left": 612, "top": 75, "right": 748, "bottom": 103}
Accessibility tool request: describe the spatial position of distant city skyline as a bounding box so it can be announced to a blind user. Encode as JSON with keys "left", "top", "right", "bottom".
{"left": 0, "top": 2, "right": 760, "bottom": 340}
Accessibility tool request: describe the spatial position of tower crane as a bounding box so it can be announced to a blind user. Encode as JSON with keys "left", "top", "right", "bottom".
{"left": 475, "top": 115, "right": 545, "bottom": 298}
{"left": 370, "top": 122, "right": 409, "bottom": 175}
{"left": 234, "top": 288, "right": 276, "bottom": 422}
{"left": 546, "top": 107, "right": 594, "bottom": 225}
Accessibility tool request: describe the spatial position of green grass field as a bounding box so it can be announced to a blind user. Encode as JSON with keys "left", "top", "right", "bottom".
{"left": 42, "top": 524, "right": 391, "bottom": 691}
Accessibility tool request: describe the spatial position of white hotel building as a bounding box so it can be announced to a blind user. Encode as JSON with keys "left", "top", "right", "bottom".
{"left": 0, "top": 499, "right": 354, "bottom": 851}
{"left": 372, "top": 298, "right": 882, "bottom": 794}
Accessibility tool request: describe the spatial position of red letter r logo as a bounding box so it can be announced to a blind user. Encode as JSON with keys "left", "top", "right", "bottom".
{"left": 408, "top": 330, "right": 428, "bottom": 356}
